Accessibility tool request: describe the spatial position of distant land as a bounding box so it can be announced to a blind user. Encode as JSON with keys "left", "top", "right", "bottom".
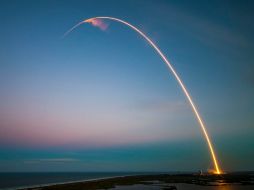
{"left": 19, "top": 172, "right": 254, "bottom": 190}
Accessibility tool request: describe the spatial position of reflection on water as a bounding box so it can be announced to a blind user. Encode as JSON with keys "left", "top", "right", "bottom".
{"left": 174, "top": 184, "right": 252, "bottom": 190}
{"left": 111, "top": 183, "right": 254, "bottom": 190}
{"left": 175, "top": 184, "right": 253, "bottom": 190}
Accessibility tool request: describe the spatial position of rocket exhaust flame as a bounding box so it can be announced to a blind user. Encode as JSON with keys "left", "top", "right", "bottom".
{"left": 64, "top": 16, "right": 222, "bottom": 174}
{"left": 86, "top": 18, "right": 108, "bottom": 30}
{"left": 63, "top": 18, "right": 107, "bottom": 38}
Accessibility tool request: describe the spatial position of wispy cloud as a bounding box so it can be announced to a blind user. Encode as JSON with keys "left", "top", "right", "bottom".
{"left": 24, "top": 158, "right": 79, "bottom": 164}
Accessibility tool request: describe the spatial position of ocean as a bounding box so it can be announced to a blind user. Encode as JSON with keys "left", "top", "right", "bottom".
{"left": 0, "top": 172, "right": 145, "bottom": 190}
{"left": 1, "top": 172, "right": 252, "bottom": 190}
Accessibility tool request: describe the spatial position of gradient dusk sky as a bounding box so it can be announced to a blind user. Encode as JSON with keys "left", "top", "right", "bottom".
{"left": 0, "top": 0, "right": 254, "bottom": 172}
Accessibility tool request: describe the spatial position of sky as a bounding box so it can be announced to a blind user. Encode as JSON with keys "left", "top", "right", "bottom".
{"left": 0, "top": 0, "right": 254, "bottom": 172}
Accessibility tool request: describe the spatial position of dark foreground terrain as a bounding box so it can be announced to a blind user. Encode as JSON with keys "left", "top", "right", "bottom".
{"left": 20, "top": 173, "right": 254, "bottom": 190}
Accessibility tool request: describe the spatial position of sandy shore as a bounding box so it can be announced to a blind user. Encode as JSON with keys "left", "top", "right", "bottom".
{"left": 19, "top": 173, "right": 254, "bottom": 190}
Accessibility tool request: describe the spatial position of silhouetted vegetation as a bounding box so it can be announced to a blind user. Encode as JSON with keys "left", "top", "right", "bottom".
{"left": 21, "top": 173, "right": 254, "bottom": 190}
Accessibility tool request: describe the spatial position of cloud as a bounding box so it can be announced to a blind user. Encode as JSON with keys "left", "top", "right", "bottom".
{"left": 24, "top": 158, "right": 79, "bottom": 164}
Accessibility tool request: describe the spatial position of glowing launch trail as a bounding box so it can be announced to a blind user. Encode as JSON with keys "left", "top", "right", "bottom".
{"left": 65, "top": 16, "right": 222, "bottom": 174}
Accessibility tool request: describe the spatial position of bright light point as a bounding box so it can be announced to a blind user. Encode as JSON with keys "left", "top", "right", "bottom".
{"left": 208, "top": 169, "right": 224, "bottom": 175}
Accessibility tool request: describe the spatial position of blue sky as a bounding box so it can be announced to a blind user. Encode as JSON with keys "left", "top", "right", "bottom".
{"left": 0, "top": 0, "right": 254, "bottom": 172}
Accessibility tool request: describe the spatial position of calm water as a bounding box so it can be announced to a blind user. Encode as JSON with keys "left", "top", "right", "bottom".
{"left": 1, "top": 172, "right": 253, "bottom": 190}
{"left": 112, "top": 184, "right": 254, "bottom": 190}
{"left": 0, "top": 172, "right": 144, "bottom": 190}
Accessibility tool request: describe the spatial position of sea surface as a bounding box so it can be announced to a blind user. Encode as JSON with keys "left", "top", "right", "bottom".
{"left": 112, "top": 184, "right": 254, "bottom": 190}
{"left": 0, "top": 172, "right": 146, "bottom": 190}
{"left": 1, "top": 172, "right": 253, "bottom": 190}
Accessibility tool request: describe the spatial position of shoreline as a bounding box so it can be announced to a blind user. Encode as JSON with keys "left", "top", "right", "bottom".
{"left": 16, "top": 173, "right": 254, "bottom": 190}
{"left": 1, "top": 172, "right": 183, "bottom": 190}
{"left": 14, "top": 173, "right": 148, "bottom": 190}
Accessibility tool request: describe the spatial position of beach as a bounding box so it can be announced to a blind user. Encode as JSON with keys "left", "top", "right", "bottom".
{"left": 19, "top": 173, "right": 254, "bottom": 190}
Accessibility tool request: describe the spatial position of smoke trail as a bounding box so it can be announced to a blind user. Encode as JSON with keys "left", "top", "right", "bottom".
{"left": 86, "top": 18, "right": 108, "bottom": 30}
{"left": 63, "top": 18, "right": 108, "bottom": 38}
{"left": 65, "top": 17, "right": 222, "bottom": 174}
{"left": 63, "top": 21, "right": 85, "bottom": 38}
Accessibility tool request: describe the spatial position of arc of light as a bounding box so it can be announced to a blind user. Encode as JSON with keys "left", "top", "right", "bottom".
{"left": 64, "top": 16, "right": 222, "bottom": 174}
